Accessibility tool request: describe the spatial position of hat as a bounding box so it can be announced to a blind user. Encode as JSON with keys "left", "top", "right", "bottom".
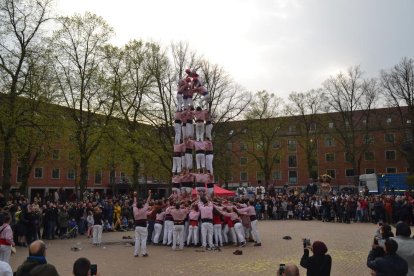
{"left": 185, "top": 68, "right": 191, "bottom": 74}
{"left": 395, "top": 221, "right": 411, "bottom": 237}
{"left": 312, "top": 241, "right": 328, "bottom": 255}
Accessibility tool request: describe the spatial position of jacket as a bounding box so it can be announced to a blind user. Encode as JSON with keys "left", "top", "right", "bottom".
{"left": 300, "top": 249, "right": 332, "bottom": 276}
{"left": 367, "top": 249, "right": 408, "bottom": 276}
{"left": 15, "top": 256, "right": 59, "bottom": 276}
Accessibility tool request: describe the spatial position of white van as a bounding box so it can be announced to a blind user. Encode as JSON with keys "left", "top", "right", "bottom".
{"left": 359, "top": 174, "right": 378, "bottom": 193}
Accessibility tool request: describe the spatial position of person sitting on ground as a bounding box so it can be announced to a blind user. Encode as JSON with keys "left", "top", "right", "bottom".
{"left": 277, "top": 264, "right": 300, "bottom": 276}
{"left": 391, "top": 221, "right": 414, "bottom": 276}
{"left": 300, "top": 240, "right": 332, "bottom": 276}
{"left": 15, "top": 240, "right": 59, "bottom": 276}
{"left": 367, "top": 238, "right": 408, "bottom": 276}
{"left": 73, "top": 257, "right": 100, "bottom": 276}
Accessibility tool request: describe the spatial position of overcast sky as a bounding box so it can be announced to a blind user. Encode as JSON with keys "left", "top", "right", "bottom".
{"left": 56, "top": 0, "right": 414, "bottom": 98}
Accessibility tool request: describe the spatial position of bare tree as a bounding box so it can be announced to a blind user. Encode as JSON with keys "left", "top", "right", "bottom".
{"left": 323, "top": 66, "right": 378, "bottom": 181}
{"left": 381, "top": 57, "right": 414, "bottom": 174}
{"left": 50, "top": 12, "right": 116, "bottom": 198}
{"left": 0, "top": 0, "right": 53, "bottom": 199}
{"left": 286, "top": 89, "right": 327, "bottom": 179}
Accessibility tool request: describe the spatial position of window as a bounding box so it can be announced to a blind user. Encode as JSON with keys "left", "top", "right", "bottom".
{"left": 288, "top": 155, "right": 297, "bottom": 167}
{"left": 328, "top": 122, "right": 334, "bottom": 129}
{"left": 52, "top": 168, "right": 60, "bottom": 179}
{"left": 17, "top": 166, "right": 23, "bottom": 182}
{"left": 272, "top": 140, "right": 281, "bottom": 149}
{"left": 52, "top": 149, "right": 60, "bottom": 160}
{"left": 288, "top": 125, "right": 296, "bottom": 133}
{"left": 240, "top": 172, "right": 248, "bottom": 181}
{"left": 95, "top": 170, "right": 102, "bottom": 184}
{"left": 240, "top": 143, "right": 247, "bottom": 151}
{"left": 386, "top": 117, "right": 392, "bottom": 124}
{"left": 325, "top": 153, "right": 335, "bottom": 162}
{"left": 365, "top": 168, "right": 375, "bottom": 174}
{"left": 384, "top": 134, "right": 394, "bottom": 143}
{"left": 288, "top": 140, "right": 297, "bottom": 151}
{"left": 121, "top": 172, "right": 127, "bottom": 183}
{"left": 324, "top": 136, "right": 335, "bottom": 147}
{"left": 364, "top": 151, "right": 374, "bottom": 161}
{"left": 226, "top": 143, "right": 232, "bottom": 150}
{"left": 256, "top": 142, "right": 264, "bottom": 150}
{"left": 288, "top": 170, "right": 297, "bottom": 183}
{"left": 68, "top": 152, "right": 75, "bottom": 161}
{"left": 310, "top": 123, "right": 316, "bottom": 132}
{"left": 407, "top": 119, "right": 412, "bottom": 124}
{"left": 326, "top": 169, "right": 336, "bottom": 179}
{"left": 34, "top": 168, "right": 43, "bottom": 179}
{"left": 385, "top": 150, "right": 396, "bottom": 160}
{"left": 345, "top": 152, "right": 353, "bottom": 163}
{"left": 67, "top": 169, "right": 76, "bottom": 180}
{"left": 272, "top": 171, "right": 281, "bottom": 180}
{"left": 363, "top": 134, "right": 374, "bottom": 145}
{"left": 240, "top": 157, "right": 248, "bottom": 165}
{"left": 345, "top": 169, "right": 354, "bottom": 177}
{"left": 256, "top": 171, "right": 264, "bottom": 181}
{"left": 110, "top": 170, "right": 116, "bottom": 184}
{"left": 273, "top": 155, "right": 281, "bottom": 164}
{"left": 362, "top": 119, "right": 367, "bottom": 124}
{"left": 386, "top": 167, "right": 397, "bottom": 173}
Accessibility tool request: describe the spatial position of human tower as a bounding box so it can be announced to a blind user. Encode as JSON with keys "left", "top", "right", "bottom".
{"left": 171, "top": 68, "right": 215, "bottom": 197}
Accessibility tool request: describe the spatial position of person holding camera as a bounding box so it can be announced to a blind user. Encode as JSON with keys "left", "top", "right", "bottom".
{"left": 277, "top": 264, "right": 300, "bottom": 276}
{"left": 300, "top": 240, "right": 331, "bottom": 276}
{"left": 73, "top": 257, "right": 100, "bottom": 276}
{"left": 367, "top": 238, "right": 408, "bottom": 276}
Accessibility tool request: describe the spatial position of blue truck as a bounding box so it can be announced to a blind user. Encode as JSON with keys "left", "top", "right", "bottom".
{"left": 359, "top": 173, "right": 409, "bottom": 194}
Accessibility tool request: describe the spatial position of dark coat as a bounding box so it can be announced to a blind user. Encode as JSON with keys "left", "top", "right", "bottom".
{"left": 300, "top": 249, "right": 332, "bottom": 276}
{"left": 367, "top": 249, "right": 408, "bottom": 276}
{"left": 15, "top": 256, "right": 59, "bottom": 276}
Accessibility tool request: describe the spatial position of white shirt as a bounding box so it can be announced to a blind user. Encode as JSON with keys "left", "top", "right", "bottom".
{"left": 392, "top": 236, "right": 414, "bottom": 276}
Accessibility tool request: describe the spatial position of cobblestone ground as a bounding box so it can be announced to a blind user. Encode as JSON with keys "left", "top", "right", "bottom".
{"left": 9, "top": 220, "right": 396, "bottom": 276}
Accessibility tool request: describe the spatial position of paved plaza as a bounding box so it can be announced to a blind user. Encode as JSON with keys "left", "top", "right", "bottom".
{"left": 9, "top": 220, "right": 389, "bottom": 275}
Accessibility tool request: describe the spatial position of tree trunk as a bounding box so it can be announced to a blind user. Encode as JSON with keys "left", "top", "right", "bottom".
{"left": 79, "top": 157, "right": 89, "bottom": 199}
{"left": 2, "top": 139, "right": 12, "bottom": 201}
{"left": 132, "top": 159, "right": 140, "bottom": 193}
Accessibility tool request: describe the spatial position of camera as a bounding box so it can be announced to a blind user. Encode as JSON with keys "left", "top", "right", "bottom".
{"left": 303, "top": 238, "right": 311, "bottom": 248}
{"left": 90, "top": 264, "right": 97, "bottom": 276}
{"left": 279, "top": 264, "right": 285, "bottom": 275}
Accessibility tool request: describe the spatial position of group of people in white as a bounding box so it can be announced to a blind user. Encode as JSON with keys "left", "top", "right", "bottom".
{"left": 132, "top": 190, "right": 262, "bottom": 257}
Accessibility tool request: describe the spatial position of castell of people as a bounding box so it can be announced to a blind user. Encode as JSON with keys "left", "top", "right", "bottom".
{"left": 1, "top": 0, "right": 414, "bottom": 275}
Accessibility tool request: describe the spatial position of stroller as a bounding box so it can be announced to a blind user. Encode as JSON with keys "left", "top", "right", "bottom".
{"left": 63, "top": 219, "right": 78, "bottom": 239}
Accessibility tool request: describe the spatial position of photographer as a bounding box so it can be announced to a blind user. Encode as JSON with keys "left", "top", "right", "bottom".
{"left": 277, "top": 264, "right": 300, "bottom": 276}
{"left": 73, "top": 257, "right": 100, "bottom": 276}
{"left": 300, "top": 240, "right": 331, "bottom": 276}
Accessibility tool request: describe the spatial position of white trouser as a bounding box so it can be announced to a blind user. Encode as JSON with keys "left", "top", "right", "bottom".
{"left": 92, "top": 225, "right": 103, "bottom": 245}
{"left": 205, "top": 154, "right": 214, "bottom": 173}
{"left": 181, "top": 187, "right": 192, "bottom": 195}
{"left": 196, "top": 153, "right": 205, "bottom": 170}
{"left": 174, "top": 123, "right": 182, "bottom": 144}
{"left": 184, "top": 221, "right": 189, "bottom": 242}
{"left": 182, "top": 125, "right": 187, "bottom": 139}
{"left": 213, "top": 224, "right": 223, "bottom": 246}
{"left": 187, "top": 225, "right": 199, "bottom": 245}
{"left": 153, "top": 223, "right": 163, "bottom": 244}
{"left": 185, "top": 153, "right": 193, "bottom": 170}
{"left": 205, "top": 123, "right": 213, "bottom": 140}
{"left": 172, "top": 224, "right": 185, "bottom": 250}
{"left": 172, "top": 157, "right": 182, "bottom": 174}
{"left": 234, "top": 222, "right": 245, "bottom": 243}
{"left": 186, "top": 123, "right": 194, "bottom": 139}
{"left": 250, "top": 219, "right": 261, "bottom": 243}
{"left": 134, "top": 226, "right": 148, "bottom": 256}
{"left": 223, "top": 225, "right": 237, "bottom": 244}
{"left": 172, "top": 187, "right": 181, "bottom": 195}
{"left": 195, "top": 122, "right": 204, "bottom": 141}
{"left": 207, "top": 187, "right": 214, "bottom": 197}
{"left": 181, "top": 155, "right": 187, "bottom": 170}
{"left": 0, "top": 245, "right": 11, "bottom": 264}
{"left": 201, "top": 222, "right": 214, "bottom": 248}
{"left": 201, "top": 93, "right": 210, "bottom": 108}
{"left": 163, "top": 220, "right": 174, "bottom": 245}
{"left": 176, "top": 93, "right": 183, "bottom": 111}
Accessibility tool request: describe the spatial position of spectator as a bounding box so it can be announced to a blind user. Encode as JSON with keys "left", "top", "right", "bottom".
{"left": 391, "top": 221, "right": 414, "bottom": 275}
{"left": 367, "top": 238, "right": 408, "bottom": 276}
{"left": 277, "top": 264, "right": 300, "bottom": 276}
{"left": 15, "top": 240, "right": 59, "bottom": 276}
{"left": 300, "top": 241, "right": 332, "bottom": 276}
{"left": 73, "top": 257, "right": 100, "bottom": 276}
